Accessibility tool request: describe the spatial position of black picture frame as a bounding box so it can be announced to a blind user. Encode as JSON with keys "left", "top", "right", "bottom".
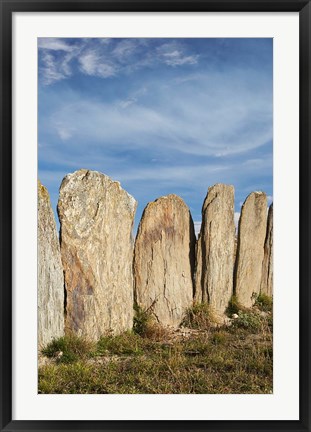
{"left": 1, "top": 1, "right": 310, "bottom": 431}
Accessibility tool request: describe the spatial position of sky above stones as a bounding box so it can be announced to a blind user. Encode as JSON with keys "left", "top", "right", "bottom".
{"left": 38, "top": 37, "right": 273, "bottom": 236}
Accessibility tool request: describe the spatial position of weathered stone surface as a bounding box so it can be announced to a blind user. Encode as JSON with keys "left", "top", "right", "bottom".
{"left": 134, "top": 195, "right": 195, "bottom": 327}
{"left": 194, "top": 184, "right": 235, "bottom": 317}
{"left": 38, "top": 180, "right": 64, "bottom": 348}
{"left": 235, "top": 191, "right": 267, "bottom": 307}
{"left": 260, "top": 203, "right": 273, "bottom": 297}
{"left": 58, "top": 169, "right": 137, "bottom": 340}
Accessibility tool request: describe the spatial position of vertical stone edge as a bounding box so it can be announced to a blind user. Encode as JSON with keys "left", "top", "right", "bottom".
{"left": 260, "top": 203, "right": 273, "bottom": 297}
{"left": 38, "top": 180, "right": 65, "bottom": 349}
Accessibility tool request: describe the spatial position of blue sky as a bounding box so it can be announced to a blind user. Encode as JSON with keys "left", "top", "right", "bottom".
{"left": 38, "top": 38, "right": 273, "bottom": 236}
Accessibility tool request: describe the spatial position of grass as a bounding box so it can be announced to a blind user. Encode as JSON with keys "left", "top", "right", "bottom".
{"left": 231, "top": 310, "right": 266, "bottom": 332}
{"left": 95, "top": 331, "right": 145, "bottom": 356}
{"left": 41, "top": 334, "right": 95, "bottom": 364}
{"left": 226, "top": 295, "right": 246, "bottom": 317}
{"left": 39, "top": 303, "right": 273, "bottom": 394}
{"left": 133, "top": 304, "right": 170, "bottom": 340}
{"left": 255, "top": 293, "right": 273, "bottom": 312}
{"left": 181, "top": 303, "right": 215, "bottom": 329}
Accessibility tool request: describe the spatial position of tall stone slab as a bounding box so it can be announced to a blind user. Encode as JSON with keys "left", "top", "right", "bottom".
{"left": 58, "top": 169, "right": 137, "bottom": 340}
{"left": 235, "top": 191, "right": 267, "bottom": 307}
{"left": 38, "top": 180, "right": 64, "bottom": 348}
{"left": 195, "top": 184, "right": 235, "bottom": 317}
{"left": 134, "top": 195, "right": 195, "bottom": 327}
{"left": 260, "top": 203, "right": 273, "bottom": 297}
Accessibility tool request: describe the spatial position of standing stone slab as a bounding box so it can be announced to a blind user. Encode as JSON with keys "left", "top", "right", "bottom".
{"left": 195, "top": 184, "right": 235, "bottom": 317}
{"left": 134, "top": 195, "right": 195, "bottom": 327}
{"left": 235, "top": 191, "right": 267, "bottom": 307}
{"left": 58, "top": 169, "right": 137, "bottom": 340}
{"left": 260, "top": 203, "right": 273, "bottom": 297}
{"left": 38, "top": 180, "right": 64, "bottom": 348}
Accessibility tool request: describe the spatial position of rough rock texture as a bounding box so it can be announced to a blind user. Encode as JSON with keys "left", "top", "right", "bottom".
{"left": 134, "top": 195, "right": 195, "bottom": 327}
{"left": 58, "top": 169, "right": 137, "bottom": 340}
{"left": 38, "top": 180, "right": 64, "bottom": 348}
{"left": 235, "top": 191, "right": 267, "bottom": 307}
{"left": 194, "top": 184, "right": 235, "bottom": 317}
{"left": 260, "top": 203, "right": 273, "bottom": 297}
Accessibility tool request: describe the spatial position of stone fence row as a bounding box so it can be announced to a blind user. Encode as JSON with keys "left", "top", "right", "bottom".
{"left": 38, "top": 169, "right": 273, "bottom": 346}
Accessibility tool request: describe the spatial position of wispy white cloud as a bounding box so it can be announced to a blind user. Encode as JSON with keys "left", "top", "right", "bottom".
{"left": 163, "top": 50, "right": 198, "bottom": 66}
{"left": 55, "top": 124, "right": 74, "bottom": 141}
{"left": 43, "top": 70, "right": 272, "bottom": 160}
{"left": 99, "top": 38, "right": 111, "bottom": 45}
{"left": 117, "top": 87, "right": 147, "bottom": 109}
{"left": 39, "top": 38, "right": 200, "bottom": 85}
{"left": 115, "top": 164, "right": 230, "bottom": 184}
{"left": 157, "top": 42, "right": 199, "bottom": 67}
{"left": 78, "top": 50, "right": 117, "bottom": 78}
{"left": 112, "top": 39, "right": 139, "bottom": 62}
{"left": 38, "top": 39, "right": 83, "bottom": 85}
{"left": 118, "top": 98, "right": 136, "bottom": 109}
{"left": 38, "top": 38, "right": 74, "bottom": 52}
{"left": 78, "top": 50, "right": 98, "bottom": 74}
{"left": 39, "top": 52, "right": 70, "bottom": 85}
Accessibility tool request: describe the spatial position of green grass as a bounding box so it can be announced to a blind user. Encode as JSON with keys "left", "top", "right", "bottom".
{"left": 255, "top": 293, "right": 273, "bottom": 312}
{"left": 226, "top": 295, "right": 246, "bottom": 317}
{"left": 95, "top": 332, "right": 145, "bottom": 356}
{"left": 39, "top": 306, "right": 273, "bottom": 394}
{"left": 133, "top": 304, "right": 151, "bottom": 336}
{"left": 231, "top": 310, "right": 265, "bottom": 332}
{"left": 41, "top": 334, "right": 95, "bottom": 364}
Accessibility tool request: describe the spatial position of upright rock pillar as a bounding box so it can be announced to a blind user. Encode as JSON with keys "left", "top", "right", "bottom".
{"left": 134, "top": 195, "right": 195, "bottom": 327}
{"left": 195, "top": 184, "right": 235, "bottom": 317}
{"left": 260, "top": 203, "right": 273, "bottom": 297}
{"left": 58, "top": 169, "right": 137, "bottom": 340}
{"left": 38, "top": 180, "right": 64, "bottom": 347}
{"left": 235, "top": 191, "right": 267, "bottom": 307}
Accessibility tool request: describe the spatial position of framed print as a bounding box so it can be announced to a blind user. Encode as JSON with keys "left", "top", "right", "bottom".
{"left": 1, "top": 1, "right": 310, "bottom": 431}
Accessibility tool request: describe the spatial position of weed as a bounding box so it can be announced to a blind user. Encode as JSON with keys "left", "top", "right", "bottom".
{"left": 231, "top": 311, "right": 263, "bottom": 332}
{"left": 133, "top": 304, "right": 152, "bottom": 336}
{"left": 211, "top": 331, "right": 227, "bottom": 345}
{"left": 255, "top": 293, "right": 273, "bottom": 312}
{"left": 181, "top": 303, "right": 214, "bottom": 330}
{"left": 226, "top": 295, "right": 245, "bottom": 317}
{"left": 41, "top": 335, "right": 94, "bottom": 364}
{"left": 133, "top": 304, "right": 169, "bottom": 340}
